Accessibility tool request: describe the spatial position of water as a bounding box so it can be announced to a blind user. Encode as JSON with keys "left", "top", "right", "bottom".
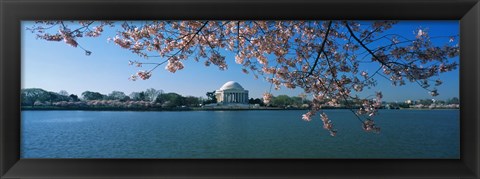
{"left": 21, "top": 110, "right": 460, "bottom": 159}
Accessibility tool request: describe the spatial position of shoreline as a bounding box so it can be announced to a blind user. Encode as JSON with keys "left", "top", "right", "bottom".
{"left": 398, "top": 108, "right": 460, "bottom": 110}
{"left": 21, "top": 106, "right": 293, "bottom": 112}
{"left": 21, "top": 106, "right": 459, "bottom": 112}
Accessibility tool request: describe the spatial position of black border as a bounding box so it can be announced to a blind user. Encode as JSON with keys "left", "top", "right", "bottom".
{"left": 1, "top": 0, "right": 479, "bottom": 178}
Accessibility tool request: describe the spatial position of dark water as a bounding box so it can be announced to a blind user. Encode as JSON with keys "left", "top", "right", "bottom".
{"left": 21, "top": 110, "right": 459, "bottom": 159}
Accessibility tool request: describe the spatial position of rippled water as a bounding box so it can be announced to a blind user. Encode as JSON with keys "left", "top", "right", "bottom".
{"left": 21, "top": 109, "right": 459, "bottom": 158}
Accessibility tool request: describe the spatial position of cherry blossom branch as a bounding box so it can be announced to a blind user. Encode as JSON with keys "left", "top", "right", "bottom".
{"left": 306, "top": 21, "right": 333, "bottom": 78}
{"left": 322, "top": 49, "right": 365, "bottom": 124}
{"left": 132, "top": 21, "right": 210, "bottom": 79}
{"left": 344, "top": 21, "right": 436, "bottom": 94}
{"left": 360, "top": 27, "right": 381, "bottom": 43}
{"left": 236, "top": 21, "right": 241, "bottom": 54}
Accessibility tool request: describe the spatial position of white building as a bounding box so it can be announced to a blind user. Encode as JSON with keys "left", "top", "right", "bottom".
{"left": 215, "top": 81, "right": 249, "bottom": 104}
{"left": 405, "top": 100, "right": 413, "bottom": 104}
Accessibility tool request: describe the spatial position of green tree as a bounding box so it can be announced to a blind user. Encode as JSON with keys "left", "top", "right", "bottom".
{"left": 271, "top": 95, "right": 293, "bottom": 107}
{"left": 155, "top": 93, "right": 166, "bottom": 104}
{"left": 447, "top": 97, "right": 460, "bottom": 104}
{"left": 249, "top": 98, "right": 266, "bottom": 106}
{"left": 184, "top": 96, "right": 200, "bottom": 107}
{"left": 291, "top": 96, "right": 304, "bottom": 107}
{"left": 130, "top": 92, "right": 147, "bottom": 101}
{"left": 21, "top": 88, "right": 49, "bottom": 107}
{"left": 108, "top": 91, "right": 128, "bottom": 101}
{"left": 398, "top": 103, "right": 410, "bottom": 108}
{"left": 418, "top": 99, "right": 434, "bottom": 105}
{"left": 69, "top": 94, "right": 79, "bottom": 102}
{"left": 47, "top": 91, "right": 70, "bottom": 103}
{"left": 157, "top": 93, "right": 185, "bottom": 108}
{"left": 82, "top": 91, "right": 105, "bottom": 100}
{"left": 205, "top": 91, "right": 217, "bottom": 104}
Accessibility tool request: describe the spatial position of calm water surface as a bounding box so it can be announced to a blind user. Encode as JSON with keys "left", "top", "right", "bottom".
{"left": 21, "top": 110, "right": 459, "bottom": 158}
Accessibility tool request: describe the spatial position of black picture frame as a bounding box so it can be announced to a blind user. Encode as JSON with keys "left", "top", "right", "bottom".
{"left": 1, "top": 0, "right": 479, "bottom": 178}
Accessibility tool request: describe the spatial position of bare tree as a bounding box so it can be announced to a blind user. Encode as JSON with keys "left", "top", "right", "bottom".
{"left": 144, "top": 88, "right": 163, "bottom": 102}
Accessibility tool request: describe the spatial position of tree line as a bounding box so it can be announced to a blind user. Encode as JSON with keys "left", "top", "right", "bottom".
{"left": 21, "top": 88, "right": 315, "bottom": 109}
{"left": 21, "top": 88, "right": 203, "bottom": 109}
{"left": 259, "top": 95, "right": 310, "bottom": 108}
{"left": 384, "top": 97, "right": 460, "bottom": 109}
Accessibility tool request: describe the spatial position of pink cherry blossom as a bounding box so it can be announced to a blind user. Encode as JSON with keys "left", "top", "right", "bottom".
{"left": 263, "top": 92, "right": 273, "bottom": 104}
{"left": 136, "top": 70, "right": 152, "bottom": 80}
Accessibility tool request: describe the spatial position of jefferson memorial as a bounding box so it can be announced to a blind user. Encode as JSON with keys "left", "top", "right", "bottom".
{"left": 215, "top": 81, "right": 249, "bottom": 104}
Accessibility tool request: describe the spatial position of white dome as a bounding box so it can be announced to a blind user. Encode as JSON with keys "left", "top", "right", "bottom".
{"left": 220, "top": 81, "right": 244, "bottom": 90}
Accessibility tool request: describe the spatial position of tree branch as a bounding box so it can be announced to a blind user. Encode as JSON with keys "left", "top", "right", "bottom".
{"left": 322, "top": 49, "right": 365, "bottom": 123}
{"left": 147, "top": 21, "right": 209, "bottom": 73}
{"left": 344, "top": 21, "right": 435, "bottom": 93}
{"left": 306, "top": 21, "right": 333, "bottom": 78}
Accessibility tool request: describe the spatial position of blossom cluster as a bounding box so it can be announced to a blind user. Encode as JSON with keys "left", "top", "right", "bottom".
{"left": 52, "top": 100, "right": 158, "bottom": 108}
{"left": 262, "top": 92, "right": 273, "bottom": 104}
{"left": 28, "top": 21, "right": 114, "bottom": 53}
{"left": 320, "top": 113, "right": 337, "bottom": 136}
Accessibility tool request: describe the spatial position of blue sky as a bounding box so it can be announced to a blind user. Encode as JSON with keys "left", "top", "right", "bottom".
{"left": 21, "top": 21, "right": 459, "bottom": 102}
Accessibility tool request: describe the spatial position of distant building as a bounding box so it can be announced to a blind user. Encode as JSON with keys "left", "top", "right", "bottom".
{"left": 405, "top": 100, "right": 413, "bottom": 104}
{"left": 215, "top": 81, "right": 249, "bottom": 104}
